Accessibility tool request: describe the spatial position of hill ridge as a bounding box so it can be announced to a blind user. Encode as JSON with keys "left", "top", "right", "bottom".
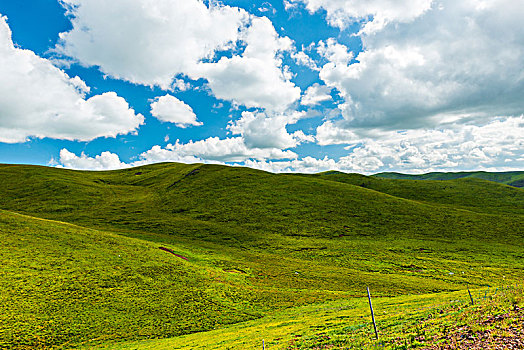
{"left": 374, "top": 170, "right": 524, "bottom": 187}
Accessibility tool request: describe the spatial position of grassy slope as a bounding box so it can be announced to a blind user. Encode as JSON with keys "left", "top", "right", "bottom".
{"left": 0, "top": 210, "right": 270, "bottom": 349}
{"left": 98, "top": 285, "right": 523, "bottom": 349}
{"left": 0, "top": 163, "right": 523, "bottom": 348}
{"left": 375, "top": 170, "right": 524, "bottom": 188}
{"left": 305, "top": 171, "right": 524, "bottom": 215}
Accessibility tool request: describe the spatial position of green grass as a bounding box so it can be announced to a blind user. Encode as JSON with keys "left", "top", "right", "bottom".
{"left": 375, "top": 170, "right": 524, "bottom": 188}
{"left": 0, "top": 210, "right": 267, "bottom": 349}
{"left": 307, "top": 171, "right": 524, "bottom": 214}
{"left": 86, "top": 285, "right": 524, "bottom": 349}
{"left": 0, "top": 163, "right": 523, "bottom": 348}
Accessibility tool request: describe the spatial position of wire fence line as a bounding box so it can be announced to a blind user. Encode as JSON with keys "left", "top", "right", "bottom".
{"left": 258, "top": 282, "right": 522, "bottom": 349}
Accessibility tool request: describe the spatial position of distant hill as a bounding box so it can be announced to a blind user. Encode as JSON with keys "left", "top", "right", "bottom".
{"left": 304, "top": 171, "right": 524, "bottom": 215}
{"left": 374, "top": 171, "right": 524, "bottom": 187}
{"left": 0, "top": 163, "right": 523, "bottom": 348}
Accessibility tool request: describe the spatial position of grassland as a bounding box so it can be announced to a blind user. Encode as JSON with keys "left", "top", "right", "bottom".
{"left": 375, "top": 170, "right": 524, "bottom": 188}
{"left": 95, "top": 285, "right": 523, "bottom": 349}
{"left": 0, "top": 163, "right": 523, "bottom": 349}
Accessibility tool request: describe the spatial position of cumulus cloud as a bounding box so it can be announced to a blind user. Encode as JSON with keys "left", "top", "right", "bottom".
{"left": 316, "top": 39, "right": 353, "bottom": 65}
{"left": 0, "top": 16, "right": 143, "bottom": 143}
{"left": 316, "top": 121, "right": 358, "bottom": 145}
{"left": 59, "top": 115, "right": 523, "bottom": 172}
{"left": 316, "top": 115, "right": 524, "bottom": 172}
{"left": 301, "top": 83, "right": 332, "bottom": 106}
{"left": 57, "top": 0, "right": 248, "bottom": 89}
{"left": 244, "top": 156, "right": 337, "bottom": 173}
{"left": 227, "top": 110, "right": 312, "bottom": 149}
{"left": 171, "top": 79, "right": 191, "bottom": 92}
{"left": 58, "top": 146, "right": 205, "bottom": 171}
{"left": 291, "top": 50, "right": 319, "bottom": 71}
{"left": 58, "top": 148, "right": 129, "bottom": 170}
{"left": 156, "top": 138, "right": 298, "bottom": 163}
{"left": 286, "top": 0, "right": 433, "bottom": 32}
{"left": 48, "top": 1, "right": 524, "bottom": 174}
{"left": 57, "top": 105, "right": 315, "bottom": 171}
{"left": 315, "top": 0, "right": 524, "bottom": 131}
{"left": 236, "top": 116, "right": 524, "bottom": 174}
{"left": 190, "top": 16, "right": 301, "bottom": 111}
{"left": 258, "top": 2, "right": 277, "bottom": 15}
{"left": 56, "top": 0, "right": 300, "bottom": 111}
{"left": 58, "top": 136, "right": 298, "bottom": 170}
{"left": 150, "top": 95, "right": 202, "bottom": 128}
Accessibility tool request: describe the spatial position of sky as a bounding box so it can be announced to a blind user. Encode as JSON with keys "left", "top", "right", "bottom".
{"left": 0, "top": 0, "right": 522, "bottom": 174}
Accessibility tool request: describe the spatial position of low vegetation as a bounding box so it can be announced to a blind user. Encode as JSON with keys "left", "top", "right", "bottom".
{"left": 0, "top": 163, "right": 522, "bottom": 348}
{"left": 375, "top": 170, "right": 524, "bottom": 188}
{"left": 84, "top": 284, "right": 524, "bottom": 349}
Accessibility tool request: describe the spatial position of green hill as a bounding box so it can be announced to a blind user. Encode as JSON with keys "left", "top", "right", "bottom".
{"left": 0, "top": 210, "right": 261, "bottom": 348}
{"left": 375, "top": 170, "right": 524, "bottom": 188}
{"left": 0, "top": 163, "right": 523, "bottom": 349}
{"left": 305, "top": 171, "right": 524, "bottom": 215}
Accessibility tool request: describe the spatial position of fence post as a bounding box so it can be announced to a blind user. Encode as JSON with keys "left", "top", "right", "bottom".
{"left": 467, "top": 287, "right": 474, "bottom": 305}
{"left": 367, "top": 286, "right": 379, "bottom": 340}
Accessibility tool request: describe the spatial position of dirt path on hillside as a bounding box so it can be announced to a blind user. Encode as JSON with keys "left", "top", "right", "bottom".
{"left": 159, "top": 246, "right": 188, "bottom": 260}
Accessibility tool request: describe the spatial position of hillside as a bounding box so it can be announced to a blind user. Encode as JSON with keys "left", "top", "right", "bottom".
{"left": 0, "top": 163, "right": 523, "bottom": 348}
{"left": 375, "top": 170, "right": 524, "bottom": 188}
{"left": 305, "top": 171, "right": 524, "bottom": 215}
{"left": 0, "top": 210, "right": 261, "bottom": 348}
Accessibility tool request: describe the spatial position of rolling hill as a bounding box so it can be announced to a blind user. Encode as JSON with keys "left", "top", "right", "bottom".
{"left": 305, "top": 171, "right": 524, "bottom": 214}
{"left": 0, "top": 210, "right": 261, "bottom": 348}
{"left": 375, "top": 170, "right": 524, "bottom": 188}
{"left": 0, "top": 163, "right": 523, "bottom": 349}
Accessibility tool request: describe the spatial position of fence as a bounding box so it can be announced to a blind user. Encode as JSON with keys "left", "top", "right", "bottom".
{"left": 258, "top": 282, "right": 523, "bottom": 349}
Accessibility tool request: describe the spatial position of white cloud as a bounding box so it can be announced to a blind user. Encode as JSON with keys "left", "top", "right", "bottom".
{"left": 301, "top": 83, "right": 332, "bottom": 106}
{"left": 291, "top": 50, "right": 319, "bottom": 71}
{"left": 287, "top": 0, "right": 433, "bottom": 32}
{"left": 157, "top": 138, "right": 298, "bottom": 163}
{"left": 58, "top": 148, "right": 129, "bottom": 170}
{"left": 171, "top": 79, "right": 191, "bottom": 92}
{"left": 47, "top": 1, "right": 524, "bottom": 174}
{"left": 315, "top": 115, "right": 524, "bottom": 172}
{"left": 240, "top": 114, "right": 524, "bottom": 173}
{"left": 227, "top": 110, "right": 311, "bottom": 149}
{"left": 258, "top": 2, "right": 276, "bottom": 15}
{"left": 283, "top": 0, "right": 300, "bottom": 11}
{"left": 58, "top": 146, "right": 204, "bottom": 171}
{"left": 316, "top": 0, "right": 524, "bottom": 131}
{"left": 57, "top": 0, "right": 248, "bottom": 89}
{"left": 191, "top": 16, "right": 301, "bottom": 111}
{"left": 243, "top": 156, "right": 337, "bottom": 173}
{"left": 58, "top": 115, "right": 523, "bottom": 172}
{"left": 56, "top": 0, "right": 300, "bottom": 111}
{"left": 316, "top": 121, "right": 358, "bottom": 145}
{"left": 133, "top": 145, "right": 205, "bottom": 165}
{"left": 316, "top": 39, "right": 353, "bottom": 65}
{"left": 150, "top": 95, "right": 202, "bottom": 128}
{"left": 58, "top": 106, "right": 316, "bottom": 170}
{"left": 58, "top": 136, "right": 299, "bottom": 170}
{"left": 0, "top": 16, "right": 143, "bottom": 143}
{"left": 69, "top": 75, "right": 90, "bottom": 94}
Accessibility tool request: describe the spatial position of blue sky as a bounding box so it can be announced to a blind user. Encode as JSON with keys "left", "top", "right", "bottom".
{"left": 0, "top": 0, "right": 522, "bottom": 173}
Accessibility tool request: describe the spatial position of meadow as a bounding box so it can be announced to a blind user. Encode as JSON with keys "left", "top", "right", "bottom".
{"left": 375, "top": 170, "right": 524, "bottom": 188}
{"left": 0, "top": 163, "right": 522, "bottom": 348}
